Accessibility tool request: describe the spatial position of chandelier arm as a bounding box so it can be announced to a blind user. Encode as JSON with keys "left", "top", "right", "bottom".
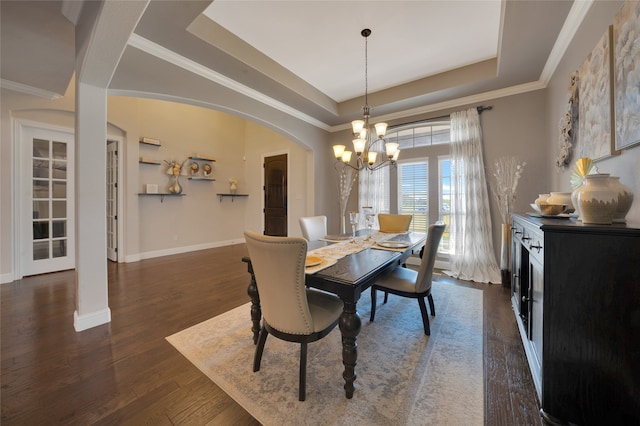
{"left": 334, "top": 159, "right": 362, "bottom": 173}
{"left": 368, "top": 159, "right": 397, "bottom": 172}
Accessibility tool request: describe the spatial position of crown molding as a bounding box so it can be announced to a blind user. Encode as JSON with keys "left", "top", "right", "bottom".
{"left": 128, "top": 0, "right": 588, "bottom": 135}
{"left": 539, "top": 0, "right": 594, "bottom": 85}
{"left": 329, "top": 80, "right": 546, "bottom": 133}
{"left": 1, "top": 79, "right": 64, "bottom": 100}
{"left": 127, "top": 34, "right": 330, "bottom": 131}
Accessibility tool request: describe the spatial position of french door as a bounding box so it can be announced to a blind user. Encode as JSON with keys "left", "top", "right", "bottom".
{"left": 19, "top": 124, "right": 75, "bottom": 276}
{"left": 106, "top": 140, "right": 118, "bottom": 261}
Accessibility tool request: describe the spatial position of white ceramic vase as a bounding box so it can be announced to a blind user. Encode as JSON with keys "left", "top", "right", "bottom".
{"left": 577, "top": 174, "right": 618, "bottom": 225}
{"left": 609, "top": 176, "right": 634, "bottom": 223}
{"left": 571, "top": 183, "right": 584, "bottom": 220}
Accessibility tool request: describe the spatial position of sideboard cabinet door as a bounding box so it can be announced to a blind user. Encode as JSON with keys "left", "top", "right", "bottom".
{"left": 510, "top": 214, "right": 640, "bottom": 425}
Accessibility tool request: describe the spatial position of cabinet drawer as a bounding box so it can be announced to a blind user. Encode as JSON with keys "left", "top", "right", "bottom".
{"left": 513, "top": 217, "right": 544, "bottom": 262}
{"left": 525, "top": 233, "right": 544, "bottom": 263}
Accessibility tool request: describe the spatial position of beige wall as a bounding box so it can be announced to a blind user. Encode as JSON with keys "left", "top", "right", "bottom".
{"left": 1, "top": 85, "right": 321, "bottom": 280}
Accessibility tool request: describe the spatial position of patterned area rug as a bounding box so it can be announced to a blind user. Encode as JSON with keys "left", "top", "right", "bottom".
{"left": 166, "top": 281, "right": 483, "bottom": 425}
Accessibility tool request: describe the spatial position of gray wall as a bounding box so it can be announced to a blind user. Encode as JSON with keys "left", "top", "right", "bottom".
{"left": 547, "top": 0, "right": 639, "bottom": 223}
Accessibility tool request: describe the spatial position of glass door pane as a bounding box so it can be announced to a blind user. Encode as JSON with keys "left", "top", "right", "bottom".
{"left": 22, "top": 124, "right": 74, "bottom": 276}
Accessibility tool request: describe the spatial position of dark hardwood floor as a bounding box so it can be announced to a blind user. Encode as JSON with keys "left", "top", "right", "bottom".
{"left": 1, "top": 244, "right": 541, "bottom": 425}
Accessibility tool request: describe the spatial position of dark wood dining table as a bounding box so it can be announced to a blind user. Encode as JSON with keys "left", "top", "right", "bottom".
{"left": 242, "top": 231, "right": 426, "bottom": 399}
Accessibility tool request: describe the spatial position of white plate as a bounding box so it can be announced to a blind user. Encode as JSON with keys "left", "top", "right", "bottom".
{"left": 377, "top": 241, "right": 411, "bottom": 249}
{"left": 305, "top": 256, "right": 322, "bottom": 267}
{"left": 527, "top": 212, "right": 572, "bottom": 219}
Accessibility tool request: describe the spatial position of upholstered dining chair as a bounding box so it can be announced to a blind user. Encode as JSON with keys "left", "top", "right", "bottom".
{"left": 377, "top": 213, "right": 413, "bottom": 233}
{"left": 369, "top": 222, "right": 445, "bottom": 335}
{"left": 243, "top": 231, "right": 343, "bottom": 401}
{"left": 299, "top": 215, "right": 327, "bottom": 241}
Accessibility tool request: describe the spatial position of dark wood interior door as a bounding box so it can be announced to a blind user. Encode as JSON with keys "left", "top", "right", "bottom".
{"left": 263, "top": 154, "right": 287, "bottom": 236}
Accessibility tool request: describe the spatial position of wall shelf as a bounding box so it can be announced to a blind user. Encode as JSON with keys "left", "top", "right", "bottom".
{"left": 139, "top": 137, "right": 161, "bottom": 146}
{"left": 217, "top": 193, "right": 248, "bottom": 202}
{"left": 189, "top": 155, "right": 216, "bottom": 162}
{"left": 187, "top": 155, "right": 216, "bottom": 180}
{"left": 138, "top": 193, "right": 186, "bottom": 202}
{"left": 139, "top": 158, "right": 161, "bottom": 165}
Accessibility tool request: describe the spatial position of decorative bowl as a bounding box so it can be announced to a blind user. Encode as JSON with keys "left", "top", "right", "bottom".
{"left": 530, "top": 203, "right": 566, "bottom": 216}
{"left": 547, "top": 192, "right": 574, "bottom": 213}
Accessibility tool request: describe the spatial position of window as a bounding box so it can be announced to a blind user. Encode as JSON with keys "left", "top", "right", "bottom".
{"left": 398, "top": 160, "right": 428, "bottom": 233}
{"left": 392, "top": 121, "right": 451, "bottom": 258}
{"left": 357, "top": 120, "right": 451, "bottom": 257}
{"left": 395, "top": 123, "right": 450, "bottom": 149}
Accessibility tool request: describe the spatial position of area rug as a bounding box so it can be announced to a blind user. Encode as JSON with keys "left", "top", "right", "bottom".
{"left": 166, "top": 281, "right": 483, "bottom": 425}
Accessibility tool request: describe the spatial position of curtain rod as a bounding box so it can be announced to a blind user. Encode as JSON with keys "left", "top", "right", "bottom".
{"left": 388, "top": 105, "right": 494, "bottom": 130}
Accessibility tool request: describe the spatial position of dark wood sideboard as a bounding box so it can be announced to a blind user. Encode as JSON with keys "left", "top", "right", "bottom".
{"left": 510, "top": 213, "right": 640, "bottom": 425}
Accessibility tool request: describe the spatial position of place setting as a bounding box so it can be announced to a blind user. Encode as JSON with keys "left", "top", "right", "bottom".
{"left": 304, "top": 254, "right": 337, "bottom": 275}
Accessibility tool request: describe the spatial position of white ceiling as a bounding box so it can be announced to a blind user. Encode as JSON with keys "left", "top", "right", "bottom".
{"left": 203, "top": 0, "right": 502, "bottom": 102}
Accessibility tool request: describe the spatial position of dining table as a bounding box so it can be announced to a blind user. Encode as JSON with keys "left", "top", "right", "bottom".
{"left": 242, "top": 230, "right": 426, "bottom": 399}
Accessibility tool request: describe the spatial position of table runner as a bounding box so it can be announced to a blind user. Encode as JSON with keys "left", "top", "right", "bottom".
{"left": 306, "top": 232, "right": 406, "bottom": 274}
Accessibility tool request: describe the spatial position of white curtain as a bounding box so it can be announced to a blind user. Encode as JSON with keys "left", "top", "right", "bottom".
{"left": 446, "top": 108, "right": 501, "bottom": 284}
{"left": 358, "top": 166, "right": 389, "bottom": 229}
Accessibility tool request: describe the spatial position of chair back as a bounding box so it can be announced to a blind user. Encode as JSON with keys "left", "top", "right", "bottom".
{"left": 415, "top": 222, "right": 445, "bottom": 293}
{"left": 378, "top": 214, "right": 412, "bottom": 233}
{"left": 299, "top": 215, "right": 327, "bottom": 241}
{"left": 244, "top": 231, "right": 315, "bottom": 334}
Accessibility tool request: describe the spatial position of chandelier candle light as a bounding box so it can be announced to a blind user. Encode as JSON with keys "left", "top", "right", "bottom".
{"left": 333, "top": 29, "right": 400, "bottom": 171}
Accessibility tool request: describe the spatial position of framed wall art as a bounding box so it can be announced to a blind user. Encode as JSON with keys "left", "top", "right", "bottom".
{"left": 613, "top": 0, "right": 640, "bottom": 151}
{"left": 578, "top": 26, "right": 618, "bottom": 162}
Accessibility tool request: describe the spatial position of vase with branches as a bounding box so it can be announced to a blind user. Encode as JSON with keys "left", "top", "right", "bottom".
{"left": 337, "top": 167, "right": 357, "bottom": 234}
{"left": 492, "top": 156, "right": 526, "bottom": 225}
{"left": 492, "top": 156, "right": 526, "bottom": 287}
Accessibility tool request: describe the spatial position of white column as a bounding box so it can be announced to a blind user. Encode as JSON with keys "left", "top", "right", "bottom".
{"left": 74, "top": 81, "right": 110, "bottom": 331}
{"left": 72, "top": 0, "right": 149, "bottom": 331}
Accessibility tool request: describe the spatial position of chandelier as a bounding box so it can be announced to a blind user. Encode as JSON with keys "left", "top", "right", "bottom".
{"left": 333, "top": 28, "right": 399, "bottom": 172}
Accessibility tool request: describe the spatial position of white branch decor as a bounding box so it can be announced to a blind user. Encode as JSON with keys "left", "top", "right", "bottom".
{"left": 338, "top": 167, "right": 357, "bottom": 234}
{"left": 492, "top": 156, "right": 526, "bottom": 224}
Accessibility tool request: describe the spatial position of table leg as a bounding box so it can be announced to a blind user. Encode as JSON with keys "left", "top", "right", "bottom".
{"left": 339, "top": 301, "right": 361, "bottom": 399}
{"left": 245, "top": 260, "right": 261, "bottom": 345}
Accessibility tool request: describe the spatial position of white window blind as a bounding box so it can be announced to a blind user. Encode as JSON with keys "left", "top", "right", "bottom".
{"left": 398, "top": 160, "right": 428, "bottom": 233}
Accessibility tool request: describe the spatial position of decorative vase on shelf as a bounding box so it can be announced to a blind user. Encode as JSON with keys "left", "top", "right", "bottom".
{"left": 168, "top": 177, "right": 182, "bottom": 194}
{"left": 609, "top": 176, "right": 634, "bottom": 223}
{"left": 571, "top": 184, "right": 584, "bottom": 220}
{"left": 229, "top": 182, "right": 237, "bottom": 194}
{"left": 577, "top": 173, "right": 618, "bottom": 225}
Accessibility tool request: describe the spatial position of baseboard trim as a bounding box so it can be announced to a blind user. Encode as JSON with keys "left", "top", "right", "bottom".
{"left": 125, "top": 239, "right": 246, "bottom": 263}
{"left": 74, "top": 307, "right": 111, "bottom": 332}
{"left": 1, "top": 272, "right": 16, "bottom": 285}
